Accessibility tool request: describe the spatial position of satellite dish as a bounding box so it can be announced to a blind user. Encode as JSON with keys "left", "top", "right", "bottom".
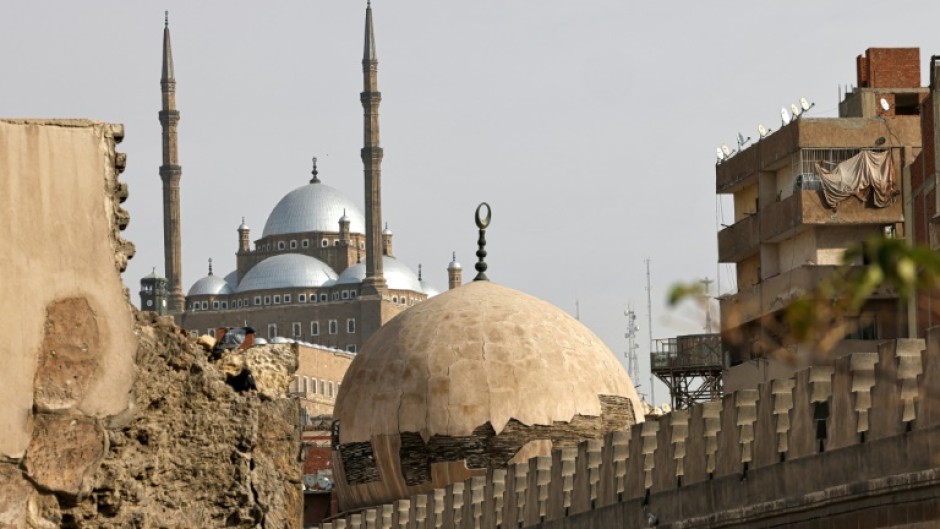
{"left": 304, "top": 475, "right": 317, "bottom": 489}
{"left": 780, "top": 107, "right": 791, "bottom": 125}
{"left": 800, "top": 97, "right": 814, "bottom": 112}
{"left": 758, "top": 123, "right": 769, "bottom": 138}
{"left": 737, "top": 132, "right": 751, "bottom": 149}
{"left": 716, "top": 147, "right": 724, "bottom": 161}
{"left": 317, "top": 474, "right": 334, "bottom": 491}
{"left": 880, "top": 97, "right": 890, "bottom": 111}
{"left": 720, "top": 143, "right": 733, "bottom": 157}
{"left": 791, "top": 103, "right": 800, "bottom": 117}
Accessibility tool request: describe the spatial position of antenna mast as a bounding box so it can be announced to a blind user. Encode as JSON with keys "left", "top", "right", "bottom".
{"left": 624, "top": 304, "right": 641, "bottom": 391}
{"left": 645, "top": 258, "right": 655, "bottom": 406}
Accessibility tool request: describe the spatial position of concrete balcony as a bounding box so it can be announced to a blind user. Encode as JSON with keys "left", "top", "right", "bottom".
{"left": 761, "top": 190, "right": 904, "bottom": 243}
{"left": 717, "top": 213, "right": 760, "bottom": 263}
{"left": 719, "top": 264, "right": 898, "bottom": 330}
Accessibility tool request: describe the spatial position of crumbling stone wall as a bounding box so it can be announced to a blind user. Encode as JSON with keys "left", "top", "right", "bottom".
{"left": 0, "top": 120, "right": 302, "bottom": 529}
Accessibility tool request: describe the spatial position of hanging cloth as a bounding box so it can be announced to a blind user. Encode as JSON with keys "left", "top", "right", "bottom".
{"left": 815, "top": 150, "right": 897, "bottom": 209}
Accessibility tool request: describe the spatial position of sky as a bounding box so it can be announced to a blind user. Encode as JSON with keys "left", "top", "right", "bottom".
{"left": 4, "top": 1, "right": 940, "bottom": 404}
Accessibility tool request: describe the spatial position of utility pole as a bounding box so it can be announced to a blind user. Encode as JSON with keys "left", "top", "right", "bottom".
{"left": 646, "top": 258, "right": 655, "bottom": 406}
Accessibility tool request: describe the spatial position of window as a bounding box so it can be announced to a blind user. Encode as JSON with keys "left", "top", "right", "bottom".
{"left": 333, "top": 240, "right": 339, "bottom": 246}
{"left": 341, "top": 290, "right": 350, "bottom": 300}
{"left": 201, "top": 301, "right": 208, "bottom": 310}
{"left": 321, "top": 239, "right": 329, "bottom": 247}
{"left": 289, "top": 240, "right": 297, "bottom": 249}
{"left": 254, "top": 296, "right": 261, "bottom": 306}
{"left": 273, "top": 295, "right": 281, "bottom": 304}
{"left": 301, "top": 239, "right": 309, "bottom": 248}
{"left": 329, "top": 320, "right": 338, "bottom": 335}
{"left": 298, "top": 293, "right": 306, "bottom": 303}
{"left": 346, "top": 318, "right": 356, "bottom": 334}
{"left": 320, "top": 293, "right": 328, "bottom": 302}
{"left": 277, "top": 241, "right": 285, "bottom": 250}
{"left": 212, "top": 301, "right": 220, "bottom": 310}
{"left": 392, "top": 296, "right": 398, "bottom": 304}
{"left": 268, "top": 324, "right": 278, "bottom": 339}
{"left": 328, "top": 382, "right": 334, "bottom": 398}
{"left": 207, "top": 328, "right": 215, "bottom": 336}
{"left": 310, "top": 321, "right": 320, "bottom": 336}
{"left": 332, "top": 292, "right": 339, "bottom": 301}
{"left": 320, "top": 380, "right": 326, "bottom": 395}
{"left": 221, "top": 301, "right": 228, "bottom": 309}
{"left": 264, "top": 296, "right": 271, "bottom": 305}
{"left": 190, "top": 330, "right": 198, "bottom": 338}
{"left": 284, "top": 294, "right": 291, "bottom": 304}
{"left": 346, "top": 344, "right": 357, "bottom": 353}
{"left": 350, "top": 291, "right": 358, "bottom": 299}
{"left": 292, "top": 322, "right": 302, "bottom": 338}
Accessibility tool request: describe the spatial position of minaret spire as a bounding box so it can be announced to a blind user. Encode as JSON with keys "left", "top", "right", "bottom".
{"left": 160, "top": 13, "right": 185, "bottom": 314}
{"left": 360, "top": 1, "right": 387, "bottom": 295}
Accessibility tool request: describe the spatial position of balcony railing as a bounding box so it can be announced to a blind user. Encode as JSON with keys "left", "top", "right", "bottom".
{"left": 651, "top": 334, "right": 727, "bottom": 372}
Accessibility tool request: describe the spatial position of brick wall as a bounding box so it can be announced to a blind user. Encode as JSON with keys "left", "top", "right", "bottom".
{"left": 857, "top": 48, "right": 921, "bottom": 89}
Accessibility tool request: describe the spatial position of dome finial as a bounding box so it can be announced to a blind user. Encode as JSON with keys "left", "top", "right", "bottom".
{"left": 310, "top": 156, "right": 320, "bottom": 184}
{"left": 208, "top": 257, "right": 214, "bottom": 276}
{"left": 418, "top": 263, "right": 423, "bottom": 281}
{"left": 473, "top": 203, "right": 491, "bottom": 281}
{"left": 164, "top": 11, "right": 169, "bottom": 28}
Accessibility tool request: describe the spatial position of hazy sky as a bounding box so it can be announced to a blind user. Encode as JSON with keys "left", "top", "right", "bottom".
{"left": 4, "top": 1, "right": 940, "bottom": 403}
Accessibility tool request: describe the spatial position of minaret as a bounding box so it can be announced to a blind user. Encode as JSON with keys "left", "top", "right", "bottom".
{"left": 448, "top": 252, "right": 462, "bottom": 290}
{"left": 160, "top": 12, "right": 185, "bottom": 314}
{"left": 360, "top": 1, "right": 387, "bottom": 296}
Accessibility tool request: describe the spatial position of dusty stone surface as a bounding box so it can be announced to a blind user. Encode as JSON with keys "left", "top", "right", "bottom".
{"left": 23, "top": 415, "right": 106, "bottom": 499}
{"left": 33, "top": 298, "right": 102, "bottom": 413}
{"left": 0, "top": 464, "right": 32, "bottom": 528}
{"left": 221, "top": 345, "right": 299, "bottom": 400}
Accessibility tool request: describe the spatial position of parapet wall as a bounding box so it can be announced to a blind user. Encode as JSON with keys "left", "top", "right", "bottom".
{"left": 320, "top": 335, "right": 940, "bottom": 528}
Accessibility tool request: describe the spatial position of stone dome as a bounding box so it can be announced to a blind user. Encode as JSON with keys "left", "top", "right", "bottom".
{"left": 187, "top": 274, "right": 233, "bottom": 297}
{"left": 261, "top": 182, "right": 365, "bottom": 237}
{"left": 332, "top": 280, "right": 642, "bottom": 511}
{"left": 335, "top": 256, "right": 422, "bottom": 292}
{"left": 236, "top": 254, "right": 338, "bottom": 292}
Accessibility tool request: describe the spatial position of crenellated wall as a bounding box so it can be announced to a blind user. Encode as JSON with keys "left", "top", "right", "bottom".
{"left": 319, "top": 334, "right": 940, "bottom": 528}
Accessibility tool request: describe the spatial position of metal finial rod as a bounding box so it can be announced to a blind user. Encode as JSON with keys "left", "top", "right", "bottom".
{"left": 165, "top": 11, "right": 169, "bottom": 28}
{"left": 452, "top": 251, "right": 456, "bottom": 262}
{"left": 473, "top": 202, "right": 491, "bottom": 281}
{"left": 208, "top": 257, "right": 213, "bottom": 275}
{"left": 418, "top": 263, "right": 423, "bottom": 281}
{"left": 310, "top": 156, "right": 320, "bottom": 183}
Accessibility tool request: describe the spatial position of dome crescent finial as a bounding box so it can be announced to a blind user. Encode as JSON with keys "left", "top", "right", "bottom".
{"left": 473, "top": 203, "right": 491, "bottom": 281}
{"left": 310, "top": 156, "right": 320, "bottom": 184}
{"left": 208, "top": 257, "right": 213, "bottom": 276}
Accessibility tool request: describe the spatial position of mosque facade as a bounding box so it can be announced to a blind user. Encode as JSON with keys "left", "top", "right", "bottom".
{"left": 140, "top": 5, "right": 454, "bottom": 352}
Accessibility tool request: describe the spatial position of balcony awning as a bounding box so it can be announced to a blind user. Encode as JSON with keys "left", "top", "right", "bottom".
{"left": 815, "top": 150, "right": 897, "bottom": 209}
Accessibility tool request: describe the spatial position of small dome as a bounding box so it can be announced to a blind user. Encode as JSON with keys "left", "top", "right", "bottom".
{"left": 335, "top": 256, "right": 422, "bottom": 292}
{"left": 238, "top": 218, "right": 250, "bottom": 231}
{"left": 187, "top": 274, "right": 233, "bottom": 297}
{"left": 262, "top": 182, "right": 365, "bottom": 237}
{"left": 447, "top": 259, "right": 461, "bottom": 271}
{"left": 236, "top": 254, "right": 338, "bottom": 292}
{"left": 332, "top": 281, "right": 642, "bottom": 511}
{"left": 382, "top": 227, "right": 393, "bottom": 236}
{"left": 223, "top": 270, "right": 239, "bottom": 289}
{"left": 142, "top": 267, "right": 164, "bottom": 280}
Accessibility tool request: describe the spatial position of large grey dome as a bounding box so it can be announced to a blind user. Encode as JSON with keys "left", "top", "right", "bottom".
{"left": 237, "top": 254, "right": 338, "bottom": 292}
{"left": 188, "top": 274, "right": 234, "bottom": 297}
{"left": 223, "top": 270, "right": 239, "bottom": 289}
{"left": 336, "top": 256, "right": 422, "bottom": 292}
{"left": 262, "top": 182, "right": 365, "bottom": 237}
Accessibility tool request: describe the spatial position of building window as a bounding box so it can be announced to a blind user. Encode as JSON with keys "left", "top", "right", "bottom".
{"left": 268, "top": 324, "right": 278, "bottom": 339}
{"left": 347, "top": 318, "right": 356, "bottom": 334}
{"left": 350, "top": 291, "right": 358, "bottom": 299}
{"left": 201, "top": 301, "right": 208, "bottom": 310}
{"left": 264, "top": 296, "right": 271, "bottom": 305}
{"left": 289, "top": 240, "right": 297, "bottom": 249}
{"left": 212, "top": 301, "right": 220, "bottom": 310}
{"left": 190, "top": 330, "right": 198, "bottom": 338}
{"left": 254, "top": 296, "right": 261, "bottom": 306}
{"left": 329, "top": 382, "right": 334, "bottom": 398}
{"left": 292, "top": 322, "right": 302, "bottom": 338}
{"left": 392, "top": 296, "right": 398, "bottom": 304}
{"left": 320, "top": 293, "right": 328, "bottom": 302}
{"left": 207, "top": 328, "right": 214, "bottom": 336}
{"left": 310, "top": 321, "right": 319, "bottom": 336}
{"left": 333, "top": 240, "right": 339, "bottom": 246}
{"left": 329, "top": 320, "right": 338, "bottom": 335}
{"left": 284, "top": 294, "right": 292, "bottom": 304}
{"left": 277, "top": 241, "right": 285, "bottom": 250}
{"left": 320, "top": 380, "right": 326, "bottom": 395}
{"left": 346, "top": 344, "right": 357, "bottom": 353}
{"left": 321, "top": 239, "right": 329, "bottom": 247}
{"left": 273, "top": 295, "right": 281, "bottom": 304}
{"left": 301, "top": 239, "right": 309, "bottom": 248}
{"left": 310, "top": 293, "right": 317, "bottom": 304}
{"left": 298, "top": 293, "right": 306, "bottom": 303}
{"left": 341, "top": 290, "right": 350, "bottom": 300}
{"left": 332, "top": 292, "right": 339, "bottom": 301}
{"left": 221, "top": 301, "right": 228, "bottom": 309}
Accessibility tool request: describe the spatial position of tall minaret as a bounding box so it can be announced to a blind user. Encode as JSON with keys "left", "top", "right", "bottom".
{"left": 360, "top": 1, "right": 387, "bottom": 296}
{"left": 160, "top": 12, "right": 185, "bottom": 313}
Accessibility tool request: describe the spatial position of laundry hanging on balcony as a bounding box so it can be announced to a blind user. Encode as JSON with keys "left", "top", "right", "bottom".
{"left": 815, "top": 150, "right": 897, "bottom": 209}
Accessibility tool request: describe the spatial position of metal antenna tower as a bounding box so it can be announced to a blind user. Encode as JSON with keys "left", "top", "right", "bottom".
{"left": 645, "top": 258, "right": 655, "bottom": 406}
{"left": 624, "top": 304, "right": 641, "bottom": 385}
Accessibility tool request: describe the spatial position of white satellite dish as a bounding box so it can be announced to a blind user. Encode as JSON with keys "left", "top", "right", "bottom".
{"left": 800, "top": 97, "right": 814, "bottom": 112}
{"left": 317, "top": 474, "right": 334, "bottom": 491}
{"left": 780, "top": 107, "right": 791, "bottom": 125}
{"left": 304, "top": 475, "right": 317, "bottom": 489}
{"left": 758, "top": 123, "right": 769, "bottom": 138}
{"left": 720, "top": 143, "right": 733, "bottom": 158}
{"left": 880, "top": 97, "right": 890, "bottom": 111}
{"left": 737, "top": 132, "right": 751, "bottom": 149}
{"left": 716, "top": 147, "right": 724, "bottom": 162}
{"left": 791, "top": 103, "right": 800, "bottom": 117}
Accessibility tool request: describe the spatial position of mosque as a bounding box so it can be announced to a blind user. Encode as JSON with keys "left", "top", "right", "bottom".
{"left": 139, "top": 5, "right": 462, "bottom": 352}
